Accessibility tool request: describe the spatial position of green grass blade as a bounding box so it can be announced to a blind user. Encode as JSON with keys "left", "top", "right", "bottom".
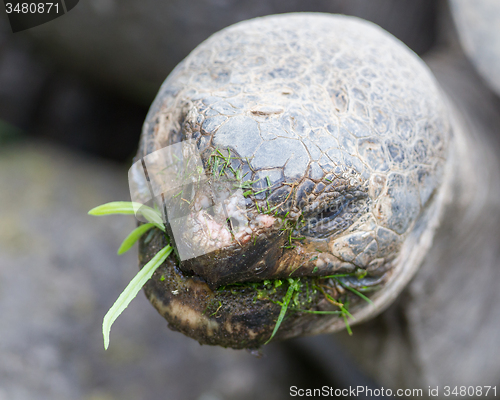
{"left": 339, "top": 304, "right": 354, "bottom": 320}
{"left": 102, "top": 245, "right": 173, "bottom": 350}
{"left": 88, "top": 201, "right": 137, "bottom": 215}
{"left": 139, "top": 208, "right": 165, "bottom": 232}
{"left": 342, "top": 284, "right": 374, "bottom": 305}
{"left": 293, "top": 309, "right": 342, "bottom": 315}
{"left": 117, "top": 223, "right": 155, "bottom": 255}
{"left": 264, "top": 280, "right": 296, "bottom": 345}
{"left": 342, "top": 312, "right": 353, "bottom": 336}
{"left": 89, "top": 201, "right": 165, "bottom": 232}
{"left": 322, "top": 273, "right": 355, "bottom": 279}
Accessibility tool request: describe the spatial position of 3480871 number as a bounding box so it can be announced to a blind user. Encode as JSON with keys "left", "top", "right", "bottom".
{"left": 444, "top": 386, "right": 497, "bottom": 397}
{"left": 5, "top": 3, "right": 59, "bottom": 14}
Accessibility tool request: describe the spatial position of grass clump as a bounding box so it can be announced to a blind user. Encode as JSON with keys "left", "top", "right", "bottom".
{"left": 264, "top": 278, "right": 300, "bottom": 344}
{"left": 221, "top": 271, "right": 375, "bottom": 343}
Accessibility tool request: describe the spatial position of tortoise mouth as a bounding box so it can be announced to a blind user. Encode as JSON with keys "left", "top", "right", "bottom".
{"left": 140, "top": 230, "right": 293, "bottom": 348}
{"left": 139, "top": 228, "right": 387, "bottom": 349}
{"left": 177, "top": 231, "right": 287, "bottom": 289}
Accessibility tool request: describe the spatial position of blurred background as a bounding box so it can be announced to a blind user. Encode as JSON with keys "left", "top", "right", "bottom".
{"left": 0, "top": 1, "right": 498, "bottom": 399}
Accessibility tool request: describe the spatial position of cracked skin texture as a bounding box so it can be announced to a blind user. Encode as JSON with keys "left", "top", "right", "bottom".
{"left": 134, "top": 13, "right": 452, "bottom": 348}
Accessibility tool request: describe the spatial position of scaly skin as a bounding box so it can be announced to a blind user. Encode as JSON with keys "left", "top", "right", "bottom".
{"left": 133, "top": 13, "right": 453, "bottom": 348}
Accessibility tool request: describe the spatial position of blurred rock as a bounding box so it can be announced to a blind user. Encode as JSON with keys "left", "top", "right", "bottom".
{"left": 0, "top": 19, "right": 147, "bottom": 161}
{"left": 22, "top": 0, "right": 438, "bottom": 104}
{"left": 449, "top": 0, "right": 500, "bottom": 97}
{"left": 31, "top": 74, "right": 147, "bottom": 162}
{"left": 0, "top": 19, "right": 50, "bottom": 131}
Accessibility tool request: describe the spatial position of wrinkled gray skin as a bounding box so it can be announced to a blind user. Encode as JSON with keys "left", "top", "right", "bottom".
{"left": 135, "top": 14, "right": 452, "bottom": 345}
{"left": 337, "top": 48, "right": 500, "bottom": 390}
{"left": 450, "top": 0, "right": 500, "bottom": 97}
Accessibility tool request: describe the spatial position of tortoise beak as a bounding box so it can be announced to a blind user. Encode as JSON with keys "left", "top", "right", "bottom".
{"left": 176, "top": 231, "right": 286, "bottom": 288}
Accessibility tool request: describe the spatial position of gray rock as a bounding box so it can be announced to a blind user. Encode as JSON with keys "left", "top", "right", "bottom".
{"left": 450, "top": 0, "right": 500, "bottom": 96}
{"left": 21, "top": 0, "right": 437, "bottom": 103}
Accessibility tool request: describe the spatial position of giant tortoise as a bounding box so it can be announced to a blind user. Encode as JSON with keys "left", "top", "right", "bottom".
{"left": 126, "top": 12, "right": 500, "bottom": 391}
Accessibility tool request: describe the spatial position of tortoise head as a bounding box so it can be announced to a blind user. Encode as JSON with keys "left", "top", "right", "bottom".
{"left": 130, "top": 13, "right": 452, "bottom": 349}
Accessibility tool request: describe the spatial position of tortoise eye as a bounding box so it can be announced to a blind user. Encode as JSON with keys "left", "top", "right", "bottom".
{"left": 301, "top": 195, "right": 368, "bottom": 238}
{"left": 302, "top": 199, "right": 350, "bottom": 237}
{"left": 317, "top": 201, "right": 348, "bottom": 221}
